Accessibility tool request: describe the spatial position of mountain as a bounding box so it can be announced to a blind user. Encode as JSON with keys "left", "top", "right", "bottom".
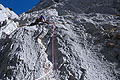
{"left": 0, "top": 0, "right": 120, "bottom": 80}
{"left": 28, "top": 0, "right": 119, "bottom": 15}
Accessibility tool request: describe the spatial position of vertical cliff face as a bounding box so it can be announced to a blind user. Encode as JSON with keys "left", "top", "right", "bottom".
{"left": 0, "top": 26, "right": 55, "bottom": 80}
{"left": 0, "top": 0, "right": 120, "bottom": 80}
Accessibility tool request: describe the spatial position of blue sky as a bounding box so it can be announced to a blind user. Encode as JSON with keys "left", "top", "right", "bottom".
{"left": 0, "top": 0, "right": 40, "bottom": 15}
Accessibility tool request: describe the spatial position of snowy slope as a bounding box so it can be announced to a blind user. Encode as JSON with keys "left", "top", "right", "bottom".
{"left": 0, "top": 0, "right": 120, "bottom": 80}
{"left": 0, "top": 4, "right": 19, "bottom": 38}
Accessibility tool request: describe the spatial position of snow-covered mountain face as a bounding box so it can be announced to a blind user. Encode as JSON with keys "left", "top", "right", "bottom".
{"left": 0, "top": 4, "right": 19, "bottom": 38}
{"left": 1, "top": 0, "right": 120, "bottom": 80}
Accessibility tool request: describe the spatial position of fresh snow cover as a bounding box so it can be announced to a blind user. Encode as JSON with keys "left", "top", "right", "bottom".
{"left": 0, "top": 4, "right": 19, "bottom": 38}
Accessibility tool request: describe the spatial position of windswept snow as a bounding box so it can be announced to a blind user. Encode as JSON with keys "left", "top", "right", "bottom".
{"left": 0, "top": 4, "right": 19, "bottom": 38}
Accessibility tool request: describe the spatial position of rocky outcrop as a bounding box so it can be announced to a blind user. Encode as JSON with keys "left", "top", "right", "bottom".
{"left": 0, "top": 25, "right": 55, "bottom": 80}
{"left": 28, "top": 0, "right": 120, "bottom": 15}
